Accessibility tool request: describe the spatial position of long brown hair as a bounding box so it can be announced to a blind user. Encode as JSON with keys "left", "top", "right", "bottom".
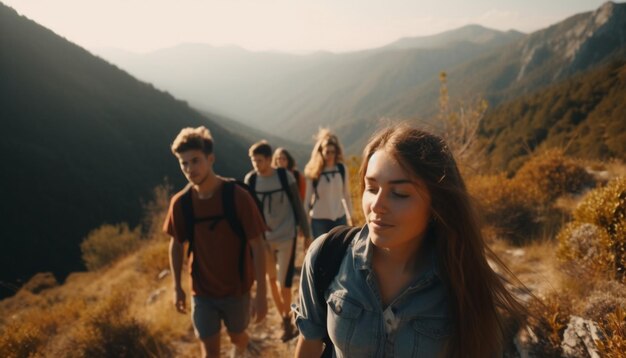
{"left": 304, "top": 128, "right": 345, "bottom": 179}
{"left": 359, "top": 124, "right": 526, "bottom": 357}
{"left": 272, "top": 147, "right": 296, "bottom": 171}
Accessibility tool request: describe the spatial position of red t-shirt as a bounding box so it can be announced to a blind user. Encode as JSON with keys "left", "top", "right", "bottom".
{"left": 163, "top": 178, "right": 266, "bottom": 298}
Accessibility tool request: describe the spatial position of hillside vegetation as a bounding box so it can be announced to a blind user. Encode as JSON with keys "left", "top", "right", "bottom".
{"left": 2, "top": 148, "right": 625, "bottom": 357}
{"left": 0, "top": 3, "right": 273, "bottom": 295}
{"left": 480, "top": 59, "right": 626, "bottom": 173}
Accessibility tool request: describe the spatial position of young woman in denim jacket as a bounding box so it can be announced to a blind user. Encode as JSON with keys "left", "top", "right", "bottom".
{"left": 294, "top": 125, "right": 526, "bottom": 357}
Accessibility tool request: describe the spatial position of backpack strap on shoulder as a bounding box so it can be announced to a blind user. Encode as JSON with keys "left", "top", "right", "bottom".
{"left": 180, "top": 184, "right": 195, "bottom": 258}
{"left": 222, "top": 180, "right": 248, "bottom": 282}
{"left": 337, "top": 162, "right": 346, "bottom": 185}
{"left": 276, "top": 168, "right": 299, "bottom": 224}
{"left": 310, "top": 164, "right": 346, "bottom": 210}
{"left": 313, "top": 225, "right": 360, "bottom": 306}
{"left": 246, "top": 171, "right": 258, "bottom": 193}
{"left": 293, "top": 169, "right": 302, "bottom": 189}
{"left": 313, "top": 225, "right": 360, "bottom": 358}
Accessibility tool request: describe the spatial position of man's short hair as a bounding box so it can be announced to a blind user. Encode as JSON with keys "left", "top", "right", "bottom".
{"left": 248, "top": 140, "right": 272, "bottom": 158}
{"left": 171, "top": 126, "right": 213, "bottom": 155}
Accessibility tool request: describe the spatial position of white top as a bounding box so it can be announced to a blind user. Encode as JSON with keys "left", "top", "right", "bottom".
{"left": 304, "top": 164, "right": 353, "bottom": 221}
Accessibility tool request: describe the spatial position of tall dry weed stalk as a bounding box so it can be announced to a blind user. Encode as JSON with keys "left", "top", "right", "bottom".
{"left": 438, "top": 71, "right": 488, "bottom": 172}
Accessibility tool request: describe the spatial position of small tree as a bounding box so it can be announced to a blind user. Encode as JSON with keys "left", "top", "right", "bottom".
{"left": 438, "top": 72, "right": 488, "bottom": 169}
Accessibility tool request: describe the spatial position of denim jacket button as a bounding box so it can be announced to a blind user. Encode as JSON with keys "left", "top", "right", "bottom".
{"left": 336, "top": 305, "right": 343, "bottom": 313}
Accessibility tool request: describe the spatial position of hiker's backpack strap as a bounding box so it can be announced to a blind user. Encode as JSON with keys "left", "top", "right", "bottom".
{"left": 293, "top": 169, "right": 302, "bottom": 190}
{"left": 311, "top": 176, "right": 320, "bottom": 210}
{"left": 313, "top": 225, "right": 361, "bottom": 358}
{"left": 276, "top": 168, "right": 299, "bottom": 224}
{"left": 310, "top": 164, "right": 345, "bottom": 210}
{"left": 242, "top": 173, "right": 266, "bottom": 219}
{"left": 337, "top": 162, "right": 346, "bottom": 185}
{"left": 221, "top": 179, "right": 249, "bottom": 283}
{"left": 246, "top": 170, "right": 258, "bottom": 193}
{"left": 180, "top": 184, "right": 196, "bottom": 258}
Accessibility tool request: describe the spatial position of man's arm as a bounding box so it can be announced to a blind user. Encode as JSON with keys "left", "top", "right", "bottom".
{"left": 249, "top": 236, "right": 267, "bottom": 323}
{"left": 169, "top": 237, "right": 186, "bottom": 313}
{"left": 295, "top": 336, "right": 324, "bottom": 358}
{"left": 304, "top": 178, "right": 313, "bottom": 215}
{"left": 290, "top": 182, "right": 312, "bottom": 247}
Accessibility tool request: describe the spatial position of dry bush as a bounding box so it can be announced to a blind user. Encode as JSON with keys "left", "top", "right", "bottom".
{"left": 513, "top": 148, "right": 596, "bottom": 204}
{"left": 135, "top": 239, "right": 170, "bottom": 277}
{"left": 0, "top": 313, "right": 57, "bottom": 357}
{"left": 346, "top": 155, "right": 365, "bottom": 227}
{"left": 0, "top": 299, "right": 84, "bottom": 357}
{"left": 573, "top": 177, "right": 626, "bottom": 280}
{"left": 69, "top": 291, "right": 171, "bottom": 358}
{"left": 81, "top": 223, "right": 141, "bottom": 271}
{"left": 468, "top": 173, "right": 538, "bottom": 244}
{"left": 582, "top": 281, "right": 626, "bottom": 323}
{"left": 19, "top": 272, "right": 58, "bottom": 294}
{"left": 557, "top": 222, "right": 613, "bottom": 278}
{"left": 141, "top": 183, "right": 172, "bottom": 241}
{"left": 525, "top": 293, "right": 573, "bottom": 357}
{"left": 596, "top": 306, "right": 626, "bottom": 357}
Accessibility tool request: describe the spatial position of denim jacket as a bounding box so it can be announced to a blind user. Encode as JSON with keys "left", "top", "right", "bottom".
{"left": 293, "top": 226, "right": 452, "bottom": 357}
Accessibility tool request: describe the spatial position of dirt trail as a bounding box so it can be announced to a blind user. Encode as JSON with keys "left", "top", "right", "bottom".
{"left": 172, "top": 235, "right": 561, "bottom": 357}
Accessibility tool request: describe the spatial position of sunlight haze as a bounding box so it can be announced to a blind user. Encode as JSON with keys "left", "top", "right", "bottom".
{"left": 1, "top": 0, "right": 610, "bottom": 54}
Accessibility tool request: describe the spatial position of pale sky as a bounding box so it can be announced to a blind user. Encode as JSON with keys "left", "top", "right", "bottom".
{"left": 2, "top": 0, "right": 611, "bottom": 54}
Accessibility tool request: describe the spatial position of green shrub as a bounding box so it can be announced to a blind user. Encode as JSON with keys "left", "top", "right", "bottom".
{"left": 81, "top": 223, "right": 141, "bottom": 271}
{"left": 514, "top": 149, "right": 596, "bottom": 204}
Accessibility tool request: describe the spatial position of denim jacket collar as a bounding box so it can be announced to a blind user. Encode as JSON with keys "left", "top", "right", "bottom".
{"left": 352, "top": 225, "right": 441, "bottom": 284}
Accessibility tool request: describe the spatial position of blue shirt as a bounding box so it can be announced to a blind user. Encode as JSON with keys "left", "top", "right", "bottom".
{"left": 293, "top": 225, "right": 452, "bottom": 357}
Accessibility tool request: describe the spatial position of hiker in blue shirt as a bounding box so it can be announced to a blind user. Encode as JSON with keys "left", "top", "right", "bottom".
{"left": 304, "top": 129, "right": 353, "bottom": 239}
{"left": 293, "top": 124, "right": 527, "bottom": 357}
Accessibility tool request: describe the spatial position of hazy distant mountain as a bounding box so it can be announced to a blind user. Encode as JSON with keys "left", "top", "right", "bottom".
{"left": 0, "top": 3, "right": 279, "bottom": 297}
{"left": 99, "top": 3, "right": 625, "bottom": 155}
{"left": 382, "top": 24, "right": 525, "bottom": 50}
{"left": 96, "top": 44, "right": 334, "bottom": 122}
{"left": 98, "top": 25, "right": 522, "bottom": 148}
{"left": 443, "top": 1, "right": 626, "bottom": 106}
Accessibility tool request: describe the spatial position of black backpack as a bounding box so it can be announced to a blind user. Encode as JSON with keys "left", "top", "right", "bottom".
{"left": 311, "top": 163, "right": 346, "bottom": 209}
{"left": 293, "top": 169, "right": 302, "bottom": 191}
{"left": 313, "top": 225, "right": 361, "bottom": 358}
{"left": 180, "top": 179, "right": 263, "bottom": 282}
{"left": 246, "top": 167, "right": 300, "bottom": 224}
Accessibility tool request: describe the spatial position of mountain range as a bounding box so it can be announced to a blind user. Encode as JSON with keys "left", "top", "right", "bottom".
{"left": 98, "top": 2, "right": 626, "bottom": 153}
{"left": 0, "top": 3, "right": 302, "bottom": 297}
{"left": 1, "top": 1, "right": 625, "bottom": 297}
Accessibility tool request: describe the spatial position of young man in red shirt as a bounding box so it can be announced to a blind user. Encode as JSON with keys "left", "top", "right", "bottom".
{"left": 164, "top": 126, "right": 267, "bottom": 358}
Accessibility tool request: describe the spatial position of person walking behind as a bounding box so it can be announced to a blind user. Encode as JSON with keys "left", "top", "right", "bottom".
{"left": 246, "top": 140, "right": 313, "bottom": 342}
{"left": 293, "top": 124, "right": 527, "bottom": 357}
{"left": 164, "top": 126, "right": 268, "bottom": 358}
{"left": 304, "top": 129, "right": 353, "bottom": 239}
{"left": 273, "top": 147, "right": 306, "bottom": 201}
